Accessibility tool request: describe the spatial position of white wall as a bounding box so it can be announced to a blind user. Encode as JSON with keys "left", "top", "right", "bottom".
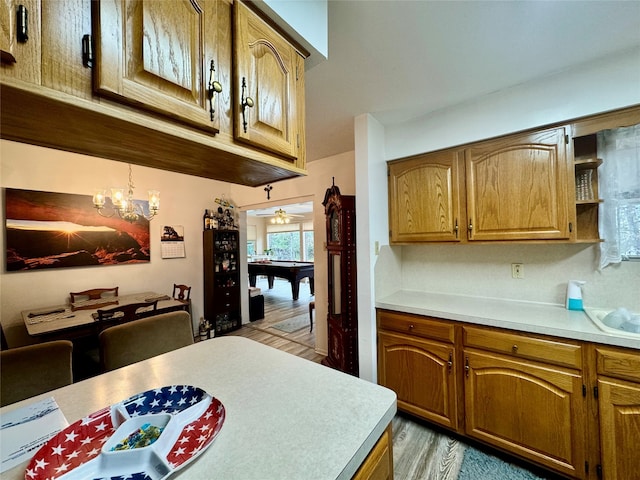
{"left": 354, "top": 114, "right": 389, "bottom": 382}
{"left": 0, "top": 140, "right": 233, "bottom": 347}
{"left": 260, "top": 0, "right": 328, "bottom": 68}
{"left": 384, "top": 47, "right": 640, "bottom": 160}
{"left": 357, "top": 47, "right": 640, "bottom": 380}
{"left": 230, "top": 151, "right": 356, "bottom": 355}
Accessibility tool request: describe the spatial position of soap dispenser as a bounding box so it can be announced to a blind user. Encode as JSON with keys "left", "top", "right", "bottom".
{"left": 566, "top": 280, "right": 586, "bottom": 311}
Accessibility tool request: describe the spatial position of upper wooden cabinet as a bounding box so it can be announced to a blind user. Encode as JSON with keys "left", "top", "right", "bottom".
{"left": 1, "top": 0, "right": 18, "bottom": 63}
{"left": 388, "top": 150, "right": 464, "bottom": 243}
{"left": 0, "top": 0, "right": 41, "bottom": 82}
{"left": 465, "top": 127, "right": 570, "bottom": 241}
{"left": 388, "top": 106, "right": 640, "bottom": 245}
{"left": 93, "top": 0, "right": 220, "bottom": 133}
{"left": 388, "top": 127, "right": 571, "bottom": 243}
{"left": 233, "top": 0, "right": 303, "bottom": 161}
{"left": 1, "top": 0, "right": 309, "bottom": 186}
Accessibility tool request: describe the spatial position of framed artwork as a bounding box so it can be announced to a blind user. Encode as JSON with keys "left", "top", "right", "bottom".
{"left": 5, "top": 188, "right": 151, "bottom": 271}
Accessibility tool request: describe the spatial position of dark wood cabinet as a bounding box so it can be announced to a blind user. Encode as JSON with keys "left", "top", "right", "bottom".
{"left": 203, "top": 229, "right": 241, "bottom": 335}
{"left": 321, "top": 182, "right": 358, "bottom": 376}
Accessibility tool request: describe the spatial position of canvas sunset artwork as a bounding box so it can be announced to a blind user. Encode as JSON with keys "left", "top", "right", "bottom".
{"left": 5, "top": 189, "right": 151, "bottom": 271}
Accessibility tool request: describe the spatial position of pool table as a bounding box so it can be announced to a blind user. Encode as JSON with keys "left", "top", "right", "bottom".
{"left": 248, "top": 261, "right": 314, "bottom": 300}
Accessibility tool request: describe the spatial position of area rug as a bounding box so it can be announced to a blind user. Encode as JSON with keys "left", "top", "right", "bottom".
{"left": 271, "top": 314, "right": 310, "bottom": 333}
{"left": 457, "top": 447, "right": 547, "bottom": 480}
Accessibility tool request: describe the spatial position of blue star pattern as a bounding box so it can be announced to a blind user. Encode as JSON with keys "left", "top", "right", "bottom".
{"left": 123, "top": 386, "right": 207, "bottom": 416}
{"left": 93, "top": 473, "right": 152, "bottom": 480}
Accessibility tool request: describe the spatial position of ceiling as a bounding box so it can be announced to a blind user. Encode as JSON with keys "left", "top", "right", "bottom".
{"left": 303, "top": 1, "right": 640, "bottom": 162}
{"left": 247, "top": 202, "right": 314, "bottom": 217}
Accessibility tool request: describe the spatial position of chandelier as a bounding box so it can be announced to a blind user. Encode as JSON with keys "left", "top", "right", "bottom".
{"left": 92, "top": 164, "right": 160, "bottom": 223}
{"left": 271, "top": 208, "right": 290, "bottom": 224}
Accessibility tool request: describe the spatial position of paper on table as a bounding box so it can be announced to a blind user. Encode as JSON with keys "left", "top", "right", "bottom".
{"left": 0, "top": 397, "right": 69, "bottom": 473}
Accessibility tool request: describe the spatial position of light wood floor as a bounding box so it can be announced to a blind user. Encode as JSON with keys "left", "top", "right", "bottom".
{"left": 228, "top": 277, "right": 324, "bottom": 363}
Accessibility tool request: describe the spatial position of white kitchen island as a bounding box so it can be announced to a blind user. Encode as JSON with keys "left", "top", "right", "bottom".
{"left": 0, "top": 337, "right": 396, "bottom": 480}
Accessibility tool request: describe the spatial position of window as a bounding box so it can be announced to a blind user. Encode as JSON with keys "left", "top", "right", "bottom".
{"left": 304, "top": 230, "right": 314, "bottom": 261}
{"left": 267, "top": 231, "right": 300, "bottom": 260}
{"left": 247, "top": 241, "right": 256, "bottom": 256}
{"left": 598, "top": 124, "right": 640, "bottom": 267}
{"left": 266, "top": 220, "right": 314, "bottom": 261}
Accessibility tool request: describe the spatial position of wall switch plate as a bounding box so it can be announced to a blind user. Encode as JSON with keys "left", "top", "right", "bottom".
{"left": 511, "top": 263, "right": 524, "bottom": 279}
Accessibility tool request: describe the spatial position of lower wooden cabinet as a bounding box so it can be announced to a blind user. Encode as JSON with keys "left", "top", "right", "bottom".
{"left": 376, "top": 309, "right": 640, "bottom": 479}
{"left": 352, "top": 425, "right": 393, "bottom": 480}
{"left": 464, "top": 350, "right": 586, "bottom": 478}
{"left": 378, "top": 331, "right": 458, "bottom": 430}
{"left": 595, "top": 346, "right": 640, "bottom": 480}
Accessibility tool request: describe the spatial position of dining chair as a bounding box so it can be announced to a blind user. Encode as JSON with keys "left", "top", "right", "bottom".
{"left": 172, "top": 284, "right": 193, "bottom": 332}
{"left": 70, "top": 287, "right": 119, "bottom": 311}
{"left": 96, "top": 300, "right": 158, "bottom": 326}
{"left": 99, "top": 311, "right": 194, "bottom": 372}
{"left": 172, "top": 284, "right": 191, "bottom": 301}
{"left": 70, "top": 286, "right": 119, "bottom": 302}
{"left": 1, "top": 340, "right": 73, "bottom": 407}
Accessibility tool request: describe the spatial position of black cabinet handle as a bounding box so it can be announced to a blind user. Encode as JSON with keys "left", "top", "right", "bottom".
{"left": 17, "top": 5, "right": 28, "bottom": 42}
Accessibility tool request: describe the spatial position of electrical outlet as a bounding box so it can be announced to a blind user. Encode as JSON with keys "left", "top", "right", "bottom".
{"left": 511, "top": 263, "right": 524, "bottom": 279}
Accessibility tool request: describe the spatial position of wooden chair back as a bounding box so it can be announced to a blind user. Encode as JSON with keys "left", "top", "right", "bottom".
{"left": 172, "top": 284, "right": 192, "bottom": 301}
{"left": 99, "top": 311, "right": 194, "bottom": 371}
{"left": 70, "top": 287, "right": 119, "bottom": 311}
{"left": 1, "top": 340, "right": 73, "bottom": 407}
{"left": 96, "top": 300, "right": 158, "bottom": 325}
{"left": 70, "top": 286, "right": 119, "bottom": 302}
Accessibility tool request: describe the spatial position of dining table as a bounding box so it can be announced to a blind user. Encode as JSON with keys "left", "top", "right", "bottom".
{"left": 21, "top": 291, "right": 187, "bottom": 338}
{"left": 0, "top": 336, "right": 397, "bottom": 480}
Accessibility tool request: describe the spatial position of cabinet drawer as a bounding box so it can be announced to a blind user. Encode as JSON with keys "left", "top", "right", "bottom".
{"left": 214, "top": 289, "right": 239, "bottom": 305}
{"left": 596, "top": 346, "right": 640, "bottom": 383}
{"left": 463, "top": 326, "right": 582, "bottom": 369}
{"left": 377, "top": 310, "right": 454, "bottom": 343}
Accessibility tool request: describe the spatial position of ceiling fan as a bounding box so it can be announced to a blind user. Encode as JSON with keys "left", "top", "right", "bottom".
{"left": 255, "top": 208, "right": 304, "bottom": 224}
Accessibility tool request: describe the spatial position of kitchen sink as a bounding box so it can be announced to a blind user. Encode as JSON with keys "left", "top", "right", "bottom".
{"left": 584, "top": 307, "right": 640, "bottom": 337}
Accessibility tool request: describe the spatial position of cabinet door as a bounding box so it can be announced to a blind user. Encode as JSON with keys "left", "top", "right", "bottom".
{"left": 41, "top": 0, "right": 93, "bottom": 100}
{"left": 378, "top": 331, "right": 457, "bottom": 430}
{"left": 0, "top": 0, "right": 41, "bottom": 82}
{"left": 464, "top": 350, "right": 586, "bottom": 478}
{"left": 465, "top": 127, "right": 571, "bottom": 240}
{"left": 94, "top": 0, "right": 219, "bottom": 132}
{"left": 597, "top": 378, "right": 640, "bottom": 480}
{"left": 233, "top": 0, "right": 300, "bottom": 160}
{"left": 388, "top": 150, "right": 464, "bottom": 243}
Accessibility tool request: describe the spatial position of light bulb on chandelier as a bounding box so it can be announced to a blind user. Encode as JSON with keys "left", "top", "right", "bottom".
{"left": 92, "top": 164, "right": 160, "bottom": 223}
{"left": 270, "top": 208, "right": 290, "bottom": 224}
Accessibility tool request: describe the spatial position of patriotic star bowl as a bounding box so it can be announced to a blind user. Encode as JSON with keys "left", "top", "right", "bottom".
{"left": 25, "top": 385, "right": 225, "bottom": 480}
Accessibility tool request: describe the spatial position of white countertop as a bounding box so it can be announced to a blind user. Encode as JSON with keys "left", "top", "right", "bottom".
{"left": 376, "top": 290, "right": 639, "bottom": 350}
{"left": 0, "top": 337, "right": 397, "bottom": 480}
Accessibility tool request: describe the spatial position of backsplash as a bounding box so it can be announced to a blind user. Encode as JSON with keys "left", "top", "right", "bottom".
{"left": 376, "top": 243, "right": 640, "bottom": 312}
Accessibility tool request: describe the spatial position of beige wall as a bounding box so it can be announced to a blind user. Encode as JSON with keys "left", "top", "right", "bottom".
{"left": 231, "top": 151, "right": 357, "bottom": 355}
{"left": 0, "top": 140, "right": 356, "bottom": 356}
{"left": 0, "top": 140, "right": 233, "bottom": 347}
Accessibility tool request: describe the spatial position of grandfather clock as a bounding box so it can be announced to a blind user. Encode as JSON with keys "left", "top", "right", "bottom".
{"left": 321, "top": 180, "right": 358, "bottom": 376}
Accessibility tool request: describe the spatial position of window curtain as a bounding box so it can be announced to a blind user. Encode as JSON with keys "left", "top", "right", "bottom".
{"left": 597, "top": 124, "right": 640, "bottom": 269}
